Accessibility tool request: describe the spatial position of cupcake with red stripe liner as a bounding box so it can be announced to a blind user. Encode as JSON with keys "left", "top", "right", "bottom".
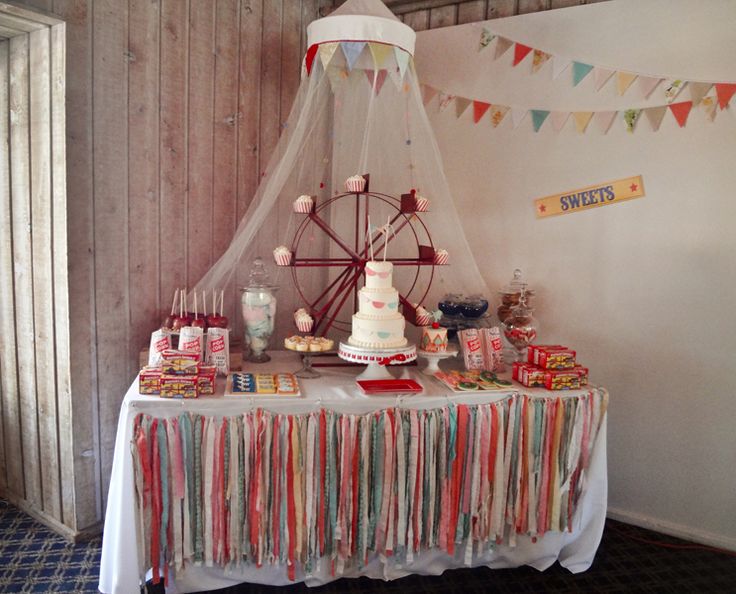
{"left": 294, "top": 308, "right": 314, "bottom": 333}
{"left": 414, "top": 304, "right": 432, "bottom": 326}
{"left": 345, "top": 175, "right": 366, "bottom": 193}
{"left": 415, "top": 194, "right": 429, "bottom": 212}
{"left": 293, "top": 194, "right": 314, "bottom": 213}
{"left": 433, "top": 248, "right": 449, "bottom": 265}
{"left": 273, "top": 245, "right": 293, "bottom": 266}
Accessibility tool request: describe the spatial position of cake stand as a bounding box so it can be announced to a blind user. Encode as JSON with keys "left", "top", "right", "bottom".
{"left": 417, "top": 347, "right": 458, "bottom": 375}
{"left": 338, "top": 342, "right": 417, "bottom": 380}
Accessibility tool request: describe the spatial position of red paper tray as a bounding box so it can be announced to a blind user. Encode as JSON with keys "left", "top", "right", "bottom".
{"left": 357, "top": 379, "right": 423, "bottom": 395}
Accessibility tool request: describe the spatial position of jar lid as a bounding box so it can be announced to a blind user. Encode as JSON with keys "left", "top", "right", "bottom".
{"left": 499, "top": 268, "right": 528, "bottom": 295}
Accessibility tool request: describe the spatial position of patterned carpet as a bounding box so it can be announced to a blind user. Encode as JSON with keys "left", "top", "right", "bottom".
{"left": 1, "top": 497, "right": 734, "bottom": 593}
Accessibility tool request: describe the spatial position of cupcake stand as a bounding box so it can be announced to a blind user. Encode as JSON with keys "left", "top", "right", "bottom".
{"left": 416, "top": 347, "right": 458, "bottom": 375}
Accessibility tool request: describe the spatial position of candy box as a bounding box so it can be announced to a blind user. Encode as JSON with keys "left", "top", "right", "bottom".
{"left": 161, "top": 349, "right": 200, "bottom": 375}
{"left": 160, "top": 374, "right": 198, "bottom": 398}
{"left": 197, "top": 365, "right": 217, "bottom": 396}
{"left": 573, "top": 365, "right": 589, "bottom": 386}
{"left": 544, "top": 370, "right": 580, "bottom": 391}
{"left": 139, "top": 366, "right": 161, "bottom": 395}
{"left": 528, "top": 344, "right": 567, "bottom": 365}
{"left": 521, "top": 365, "right": 547, "bottom": 388}
{"left": 537, "top": 347, "right": 576, "bottom": 370}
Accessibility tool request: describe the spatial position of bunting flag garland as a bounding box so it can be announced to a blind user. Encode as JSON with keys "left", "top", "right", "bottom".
{"left": 421, "top": 82, "right": 727, "bottom": 133}
{"left": 394, "top": 46, "right": 410, "bottom": 79}
{"left": 572, "top": 62, "right": 594, "bottom": 87}
{"left": 715, "top": 83, "right": 736, "bottom": 109}
{"left": 364, "top": 70, "right": 388, "bottom": 95}
{"left": 131, "top": 390, "right": 608, "bottom": 582}
{"left": 305, "top": 44, "right": 319, "bottom": 76}
{"left": 669, "top": 100, "right": 693, "bottom": 127}
{"left": 369, "top": 42, "right": 393, "bottom": 68}
{"left": 688, "top": 82, "right": 712, "bottom": 106}
{"left": 476, "top": 28, "right": 736, "bottom": 104}
{"left": 319, "top": 42, "right": 339, "bottom": 71}
{"left": 341, "top": 41, "right": 366, "bottom": 71}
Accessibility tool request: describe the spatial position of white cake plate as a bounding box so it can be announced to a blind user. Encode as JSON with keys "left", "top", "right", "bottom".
{"left": 417, "top": 348, "right": 458, "bottom": 375}
{"left": 338, "top": 342, "right": 417, "bottom": 381}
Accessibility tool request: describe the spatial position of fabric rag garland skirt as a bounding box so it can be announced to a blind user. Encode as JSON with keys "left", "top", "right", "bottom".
{"left": 131, "top": 390, "right": 607, "bottom": 587}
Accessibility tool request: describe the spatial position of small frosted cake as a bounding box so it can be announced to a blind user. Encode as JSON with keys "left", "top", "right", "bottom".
{"left": 421, "top": 322, "right": 448, "bottom": 352}
{"left": 348, "top": 261, "right": 407, "bottom": 349}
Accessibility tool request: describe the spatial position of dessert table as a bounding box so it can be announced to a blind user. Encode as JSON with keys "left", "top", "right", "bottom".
{"left": 98, "top": 351, "right": 608, "bottom": 594}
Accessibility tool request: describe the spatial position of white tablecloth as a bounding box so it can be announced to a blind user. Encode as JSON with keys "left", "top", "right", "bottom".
{"left": 99, "top": 351, "right": 607, "bottom": 594}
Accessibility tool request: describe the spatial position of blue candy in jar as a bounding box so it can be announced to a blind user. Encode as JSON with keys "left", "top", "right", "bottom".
{"left": 438, "top": 294, "right": 462, "bottom": 316}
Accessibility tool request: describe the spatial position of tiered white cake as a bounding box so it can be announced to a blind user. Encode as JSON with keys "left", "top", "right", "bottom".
{"left": 348, "top": 261, "right": 407, "bottom": 349}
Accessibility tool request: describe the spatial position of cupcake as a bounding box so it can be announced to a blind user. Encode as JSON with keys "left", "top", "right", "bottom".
{"left": 345, "top": 175, "right": 366, "bottom": 193}
{"left": 433, "top": 249, "right": 449, "bottom": 265}
{"left": 294, "top": 308, "right": 314, "bottom": 333}
{"left": 293, "top": 195, "right": 314, "bottom": 214}
{"left": 415, "top": 195, "right": 429, "bottom": 212}
{"left": 414, "top": 304, "right": 431, "bottom": 326}
{"left": 273, "top": 245, "right": 293, "bottom": 266}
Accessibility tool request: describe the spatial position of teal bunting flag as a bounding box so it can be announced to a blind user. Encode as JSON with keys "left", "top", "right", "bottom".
{"left": 572, "top": 62, "right": 594, "bottom": 86}
{"left": 531, "top": 110, "right": 550, "bottom": 132}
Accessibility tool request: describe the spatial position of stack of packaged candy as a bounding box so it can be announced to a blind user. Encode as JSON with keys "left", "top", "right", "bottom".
{"left": 512, "top": 344, "right": 589, "bottom": 390}
{"left": 139, "top": 350, "right": 216, "bottom": 398}
{"left": 457, "top": 327, "right": 504, "bottom": 372}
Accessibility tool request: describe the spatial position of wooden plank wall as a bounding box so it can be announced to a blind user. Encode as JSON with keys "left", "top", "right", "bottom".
{"left": 0, "top": 2, "right": 74, "bottom": 534}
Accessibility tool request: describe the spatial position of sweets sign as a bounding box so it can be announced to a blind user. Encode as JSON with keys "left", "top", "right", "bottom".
{"left": 535, "top": 175, "right": 645, "bottom": 219}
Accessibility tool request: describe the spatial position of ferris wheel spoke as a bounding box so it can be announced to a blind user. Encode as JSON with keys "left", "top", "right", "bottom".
{"left": 314, "top": 267, "right": 362, "bottom": 335}
{"left": 309, "top": 212, "right": 362, "bottom": 262}
{"left": 309, "top": 265, "right": 355, "bottom": 310}
{"left": 359, "top": 212, "right": 413, "bottom": 261}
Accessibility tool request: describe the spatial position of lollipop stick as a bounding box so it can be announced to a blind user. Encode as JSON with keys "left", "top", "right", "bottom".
{"left": 219, "top": 289, "right": 224, "bottom": 317}
{"left": 170, "top": 288, "right": 178, "bottom": 316}
{"left": 368, "top": 216, "right": 374, "bottom": 261}
{"left": 384, "top": 216, "right": 390, "bottom": 261}
{"left": 194, "top": 292, "right": 198, "bottom": 319}
{"left": 202, "top": 289, "right": 207, "bottom": 317}
{"left": 179, "top": 288, "right": 183, "bottom": 318}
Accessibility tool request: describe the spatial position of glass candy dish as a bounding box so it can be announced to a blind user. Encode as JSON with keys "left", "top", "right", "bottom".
{"left": 502, "top": 290, "right": 538, "bottom": 362}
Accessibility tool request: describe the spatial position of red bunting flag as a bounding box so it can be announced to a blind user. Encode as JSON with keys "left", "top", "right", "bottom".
{"left": 364, "top": 70, "right": 388, "bottom": 95}
{"left": 513, "top": 43, "right": 533, "bottom": 67}
{"left": 669, "top": 101, "right": 693, "bottom": 127}
{"left": 715, "top": 83, "right": 736, "bottom": 109}
{"left": 473, "top": 101, "right": 491, "bottom": 123}
{"left": 305, "top": 44, "right": 319, "bottom": 76}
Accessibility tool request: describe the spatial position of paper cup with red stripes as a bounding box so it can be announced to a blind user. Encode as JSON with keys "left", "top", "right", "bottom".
{"left": 293, "top": 195, "right": 314, "bottom": 213}
{"left": 273, "top": 246, "right": 293, "bottom": 266}
{"left": 345, "top": 175, "right": 366, "bottom": 193}
{"left": 433, "top": 249, "right": 449, "bottom": 265}
{"left": 415, "top": 195, "right": 429, "bottom": 212}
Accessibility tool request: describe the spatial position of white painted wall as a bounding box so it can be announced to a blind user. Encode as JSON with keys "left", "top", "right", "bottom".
{"left": 415, "top": 0, "right": 736, "bottom": 550}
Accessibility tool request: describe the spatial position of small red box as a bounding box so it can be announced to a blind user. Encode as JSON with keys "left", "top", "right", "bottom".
{"left": 139, "top": 367, "right": 161, "bottom": 395}
{"left": 160, "top": 374, "right": 198, "bottom": 398}
{"left": 544, "top": 370, "right": 580, "bottom": 390}
{"left": 522, "top": 366, "right": 547, "bottom": 388}
{"left": 528, "top": 344, "right": 567, "bottom": 364}
{"left": 161, "top": 349, "right": 200, "bottom": 375}
{"left": 573, "top": 365, "right": 589, "bottom": 386}
{"left": 197, "top": 365, "right": 216, "bottom": 396}
{"left": 537, "top": 347, "right": 576, "bottom": 370}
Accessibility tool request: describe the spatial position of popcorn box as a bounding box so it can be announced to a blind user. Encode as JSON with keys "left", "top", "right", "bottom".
{"left": 161, "top": 349, "right": 200, "bottom": 375}
{"left": 205, "top": 327, "right": 230, "bottom": 376}
{"left": 481, "top": 327, "right": 504, "bottom": 372}
{"left": 459, "top": 328, "right": 484, "bottom": 370}
{"left": 544, "top": 369, "right": 581, "bottom": 391}
{"left": 139, "top": 366, "right": 161, "bottom": 395}
{"left": 160, "top": 374, "right": 198, "bottom": 398}
{"left": 538, "top": 347, "right": 576, "bottom": 370}
{"left": 147, "top": 329, "right": 172, "bottom": 367}
{"left": 178, "top": 326, "right": 204, "bottom": 361}
{"left": 197, "top": 365, "right": 217, "bottom": 395}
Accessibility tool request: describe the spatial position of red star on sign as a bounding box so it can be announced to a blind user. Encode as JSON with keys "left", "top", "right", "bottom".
{"left": 629, "top": 183, "right": 638, "bottom": 192}
{"left": 539, "top": 204, "right": 546, "bottom": 213}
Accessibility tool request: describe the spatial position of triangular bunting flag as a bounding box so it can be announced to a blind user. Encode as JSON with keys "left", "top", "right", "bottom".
{"left": 326, "top": 67, "right": 348, "bottom": 92}
{"left": 669, "top": 101, "right": 693, "bottom": 127}
{"left": 494, "top": 37, "right": 513, "bottom": 60}
{"left": 513, "top": 43, "right": 533, "bottom": 67}
{"left": 319, "top": 42, "right": 340, "bottom": 71}
{"left": 479, "top": 28, "right": 495, "bottom": 51}
{"left": 593, "top": 67, "right": 615, "bottom": 91}
{"left": 368, "top": 42, "right": 393, "bottom": 68}
{"left": 616, "top": 71, "right": 637, "bottom": 96}
{"left": 715, "top": 83, "right": 736, "bottom": 109}
{"left": 421, "top": 85, "right": 438, "bottom": 106}
{"left": 550, "top": 111, "right": 570, "bottom": 132}
{"left": 394, "top": 47, "right": 410, "bottom": 80}
{"left": 552, "top": 56, "right": 571, "bottom": 79}
{"left": 341, "top": 41, "right": 366, "bottom": 71}
{"left": 663, "top": 78, "right": 686, "bottom": 103}
{"left": 623, "top": 108, "right": 642, "bottom": 133}
{"left": 473, "top": 100, "right": 491, "bottom": 124}
{"left": 572, "top": 62, "right": 594, "bottom": 86}
{"left": 438, "top": 92, "right": 455, "bottom": 111}
{"left": 511, "top": 107, "right": 528, "bottom": 129}
{"left": 305, "top": 44, "right": 319, "bottom": 76}
{"left": 531, "top": 49, "right": 551, "bottom": 74}
{"left": 595, "top": 111, "right": 618, "bottom": 134}
{"left": 700, "top": 96, "right": 718, "bottom": 121}
{"left": 489, "top": 105, "right": 509, "bottom": 127}
{"left": 644, "top": 106, "right": 667, "bottom": 131}
{"left": 688, "top": 82, "right": 712, "bottom": 105}
{"left": 573, "top": 111, "right": 594, "bottom": 133}
{"left": 637, "top": 75, "right": 662, "bottom": 99}
{"left": 455, "top": 97, "right": 471, "bottom": 118}
{"left": 364, "top": 70, "right": 388, "bottom": 95}
{"left": 530, "top": 110, "right": 550, "bottom": 132}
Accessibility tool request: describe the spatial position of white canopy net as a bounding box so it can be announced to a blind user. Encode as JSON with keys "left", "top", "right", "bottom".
{"left": 193, "top": 0, "right": 488, "bottom": 347}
